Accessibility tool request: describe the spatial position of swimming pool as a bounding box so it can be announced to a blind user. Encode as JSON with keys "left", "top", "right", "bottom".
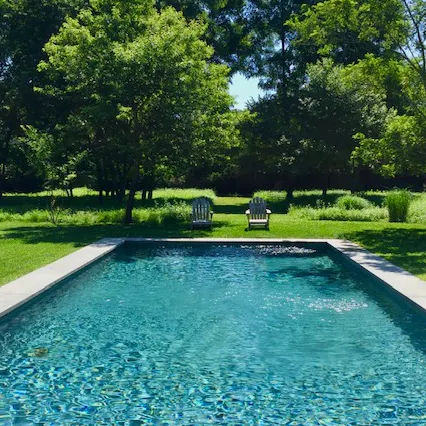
{"left": 1, "top": 243, "right": 426, "bottom": 424}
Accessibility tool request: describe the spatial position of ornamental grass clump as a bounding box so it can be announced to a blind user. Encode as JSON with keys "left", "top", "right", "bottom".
{"left": 335, "top": 195, "right": 372, "bottom": 210}
{"left": 386, "top": 190, "right": 411, "bottom": 222}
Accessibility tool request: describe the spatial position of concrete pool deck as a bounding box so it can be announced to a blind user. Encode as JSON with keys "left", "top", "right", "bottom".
{"left": 1, "top": 238, "right": 426, "bottom": 319}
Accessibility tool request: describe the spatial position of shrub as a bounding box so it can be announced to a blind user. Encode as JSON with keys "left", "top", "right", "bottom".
{"left": 97, "top": 210, "right": 126, "bottom": 224}
{"left": 134, "top": 201, "right": 190, "bottom": 225}
{"left": 22, "top": 209, "right": 50, "bottom": 223}
{"left": 253, "top": 190, "right": 287, "bottom": 203}
{"left": 386, "top": 190, "right": 411, "bottom": 222}
{"left": 407, "top": 195, "right": 426, "bottom": 223}
{"left": 335, "top": 195, "right": 372, "bottom": 210}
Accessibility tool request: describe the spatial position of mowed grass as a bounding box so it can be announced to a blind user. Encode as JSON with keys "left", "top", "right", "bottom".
{"left": 0, "top": 190, "right": 425, "bottom": 285}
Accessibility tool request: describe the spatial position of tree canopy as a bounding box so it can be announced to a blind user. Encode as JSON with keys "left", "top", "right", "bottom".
{"left": 0, "top": 0, "right": 425, "bottom": 202}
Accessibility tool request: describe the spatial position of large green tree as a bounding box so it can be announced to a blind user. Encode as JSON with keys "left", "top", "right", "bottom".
{"left": 299, "top": 59, "right": 391, "bottom": 195}
{"left": 289, "top": 0, "right": 426, "bottom": 185}
{"left": 0, "top": 0, "right": 85, "bottom": 198}
{"left": 38, "top": 1, "right": 236, "bottom": 222}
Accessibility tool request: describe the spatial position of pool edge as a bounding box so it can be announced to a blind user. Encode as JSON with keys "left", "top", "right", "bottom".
{"left": 327, "top": 239, "right": 426, "bottom": 313}
{"left": 1, "top": 237, "right": 425, "bottom": 319}
{"left": 0, "top": 238, "right": 125, "bottom": 319}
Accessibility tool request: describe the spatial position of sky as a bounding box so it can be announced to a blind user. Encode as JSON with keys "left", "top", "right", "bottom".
{"left": 229, "top": 73, "right": 264, "bottom": 109}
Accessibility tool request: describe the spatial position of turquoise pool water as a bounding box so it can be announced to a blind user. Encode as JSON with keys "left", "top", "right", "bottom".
{"left": 1, "top": 244, "right": 426, "bottom": 424}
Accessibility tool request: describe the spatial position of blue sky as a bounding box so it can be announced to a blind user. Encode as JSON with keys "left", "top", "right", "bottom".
{"left": 229, "top": 73, "right": 263, "bottom": 109}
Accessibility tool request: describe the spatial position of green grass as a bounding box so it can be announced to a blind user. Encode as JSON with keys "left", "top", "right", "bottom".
{"left": 0, "top": 190, "right": 425, "bottom": 285}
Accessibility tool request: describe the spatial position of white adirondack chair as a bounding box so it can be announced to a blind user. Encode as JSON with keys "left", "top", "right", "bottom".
{"left": 191, "top": 197, "right": 213, "bottom": 229}
{"left": 245, "top": 197, "right": 271, "bottom": 230}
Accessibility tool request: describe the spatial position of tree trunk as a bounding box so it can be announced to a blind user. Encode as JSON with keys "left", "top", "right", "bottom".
{"left": 322, "top": 173, "right": 331, "bottom": 198}
{"left": 141, "top": 189, "right": 147, "bottom": 201}
{"left": 116, "top": 180, "right": 126, "bottom": 203}
{"left": 96, "top": 160, "right": 104, "bottom": 205}
{"left": 0, "top": 161, "right": 6, "bottom": 200}
{"left": 286, "top": 176, "right": 294, "bottom": 201}
{"left": 148, "top": 189, "right": 153, "bottom": 200}
{"left": 124, "top": 162, "right": 140, "bottom": 224}
{"left": 124, "top": 186, "right": 137, "bottom": 224}
{"left": 0, "top": 132, "right": 12, "bottom": 200}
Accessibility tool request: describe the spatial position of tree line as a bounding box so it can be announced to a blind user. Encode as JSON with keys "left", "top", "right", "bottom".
{"left": 0, "top": 0, "right": 425, "bottom": 220}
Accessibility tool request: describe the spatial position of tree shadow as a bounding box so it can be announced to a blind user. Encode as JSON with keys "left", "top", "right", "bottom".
{"left": 0, "top": 194, "right": 124, "bottom": 213}
{"left": 213, "top": 202, "right": 248, "bottom": 214}
{"left": 289, "top": 192, "right": 345, "bottom": 207}
{"left": 0, "top": 194, "right": 218, "bottom": 214}
{"left": 361, "top": 193, "right": 387, "bottom": 206}
{"left": 3, "top": 221, "right": 228, "bottom": 247}
{"left": 344, "top": 227, "right": 426, "bottom": 277}
{"left": 288, "top": 192, "right": 386, "bottom": 208}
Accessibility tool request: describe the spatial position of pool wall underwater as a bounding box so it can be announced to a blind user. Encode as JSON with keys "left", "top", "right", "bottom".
{"left": 1, "top": 238, "right": 426, "bottom": 320}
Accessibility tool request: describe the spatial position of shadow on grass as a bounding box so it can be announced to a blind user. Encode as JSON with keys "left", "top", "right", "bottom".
{"left": 344, "top": 227, "right": 426, "bottom": 277}
{"left": 213, "top": 202, "right": 248, "bottom": 214}
{"left": 214, "top": 200, "right": 290, "bottom": 214}
{"left": 3, "top": 222, "right": 227, "bottom": 247}
{"left": 0, "top": 194, "right": 216, "bottom": 214}
{"left": 1, "top": 192, "right": 387, "bottom": 214}
{"left": 288, "top": 193, "right": 345, "bottom": 207}
{"left": 288, "top": 192, "right": 386, "bottom": 208}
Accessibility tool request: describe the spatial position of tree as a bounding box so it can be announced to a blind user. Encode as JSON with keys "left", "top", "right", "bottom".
{"left": 0, "top": 0, "right": 85, "bottom": 199}
{"left": 299, "top": 59, "right": 391, "bottom": 195}
{"left": 353, "top": 114, "right": 426, "bottom": 178}
{"left": 289, "top": 0, "right": 426, "bottom": 187}
{"left": 289, "top": 0, "right": 407, "bottom": 65}
{"left": 38, "top": 2, "right": 236, "bottom": 222}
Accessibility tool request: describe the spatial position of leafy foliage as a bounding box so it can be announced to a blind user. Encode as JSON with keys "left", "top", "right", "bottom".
{"left": 36, "top": 3, "right": 236, "bottom": 221}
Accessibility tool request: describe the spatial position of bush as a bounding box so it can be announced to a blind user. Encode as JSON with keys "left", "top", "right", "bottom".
{"left": 253, "top": 190, "right": 287, "bottom": 203}
{"left": 134, "top": 201, "right": 191, "bottom": 225}
{"left": 407, "top": 195, "right": 426, "bottom": 223}
{"left": 335, "top": 195, "right": 372, "bottom": 210}
{"left": 386, "top": 190, "right": 411, "bottom": 222}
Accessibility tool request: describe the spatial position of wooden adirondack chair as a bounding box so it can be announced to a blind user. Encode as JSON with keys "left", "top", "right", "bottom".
{"left": 245, "top": 197, "right": 271, "bottom": 230}
{"left": 191, "top": 197, "right": 213, "bottom": 229}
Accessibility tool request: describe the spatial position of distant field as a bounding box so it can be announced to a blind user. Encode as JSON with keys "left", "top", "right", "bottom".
{"left": 0, "top": 188, "right": 425, "bottom": 285}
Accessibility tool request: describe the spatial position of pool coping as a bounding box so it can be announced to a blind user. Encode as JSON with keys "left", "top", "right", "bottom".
{"left": 1, "top": 237, "right": 425, "bottom": 319}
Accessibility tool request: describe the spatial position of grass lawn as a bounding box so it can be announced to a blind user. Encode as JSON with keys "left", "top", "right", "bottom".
{"left": 1, "top": 191, "right": 426, "bottom": 286}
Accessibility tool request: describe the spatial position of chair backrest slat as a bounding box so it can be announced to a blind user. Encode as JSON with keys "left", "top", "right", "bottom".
{"left": 192, "top": 197, "right": 211, "bottom": 221}
{"left": 248, "top": 197, "right": 267, "bottom": 219}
